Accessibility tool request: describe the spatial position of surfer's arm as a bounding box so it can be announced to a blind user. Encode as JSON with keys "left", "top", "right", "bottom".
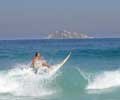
{"left": 31, "top": 58, "right": 35, "bottom": 68}
{"left": 42, "top": 62, "right": 50, "bottom": 68}
{"left": 42, "top": 61, "right": 50, "bottom": 68}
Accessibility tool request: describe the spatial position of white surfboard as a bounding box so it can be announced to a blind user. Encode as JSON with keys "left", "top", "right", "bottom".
{"left": 48, "top": 52, "right": 71, "bottom": 76}
{"left": 36, "top": 52, "right": 71, "bottom": 76}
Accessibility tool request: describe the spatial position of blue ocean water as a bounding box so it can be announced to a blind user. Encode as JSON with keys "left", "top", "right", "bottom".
{"left": 0, "top": 38, "right": 120, "bottom": 100}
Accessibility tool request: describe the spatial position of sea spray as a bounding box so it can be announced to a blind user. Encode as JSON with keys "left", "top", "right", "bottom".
{"left": 76, "top": 68, "right": 120, "bottom": 90}
{"left": 86, "top": 70, "right": 120, "bottom": 90}
{"left": 0, "top": 63, "right": 61, "bottom": 97}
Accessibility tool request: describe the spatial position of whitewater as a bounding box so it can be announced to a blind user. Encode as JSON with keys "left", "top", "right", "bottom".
{"left": 0, "top": 38, "right": 120, "bottom": 100}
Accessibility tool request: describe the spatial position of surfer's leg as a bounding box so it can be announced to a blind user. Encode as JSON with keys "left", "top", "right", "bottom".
{"left": 32, "top": 68, "right": 38, "bottom": 74}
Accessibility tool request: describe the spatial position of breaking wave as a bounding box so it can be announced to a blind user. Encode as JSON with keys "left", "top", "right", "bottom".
{"left": 0, "top": 63, "right": 60, "bottom": 97}
{"left": 77, "top": 68, "right": 120, "bottom": 90}
{"left": 86, "top": 70, "right": 120, "bottom": 90}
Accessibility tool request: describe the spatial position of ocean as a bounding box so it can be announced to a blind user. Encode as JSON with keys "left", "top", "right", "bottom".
{"left": 0, "top": 38, "right": 120, "bottom": 100}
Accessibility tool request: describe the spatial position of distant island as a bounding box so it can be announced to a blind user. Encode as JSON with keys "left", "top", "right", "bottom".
{"left": 47, "top": 30, "right": 93, "bottom": 39}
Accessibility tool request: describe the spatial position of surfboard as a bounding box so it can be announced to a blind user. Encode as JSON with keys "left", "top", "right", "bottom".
{"left": 36, "top": 52, "right": 71, "bottom": 75}
{"left": 48, "top": 52, "right": 71, "bottom": 76}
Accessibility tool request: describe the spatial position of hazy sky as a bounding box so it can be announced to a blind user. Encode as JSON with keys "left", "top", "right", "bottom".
{"left": 0, "top": 0, "right": 120, "bottom": 39}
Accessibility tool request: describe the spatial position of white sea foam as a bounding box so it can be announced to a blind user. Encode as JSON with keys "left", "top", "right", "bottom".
{"left": 86, "top": 70, "right": 120, "bottom": 90}
{"left": 0, "top": 63, "right": 59, "bottom": 97}
{"left": 77, "top": 68, "right": 120, "bottom": 90}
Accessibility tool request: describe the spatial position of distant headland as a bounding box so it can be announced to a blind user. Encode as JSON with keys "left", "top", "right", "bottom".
{"left": 47, "top": 30, "right": 93, "bottom": 39}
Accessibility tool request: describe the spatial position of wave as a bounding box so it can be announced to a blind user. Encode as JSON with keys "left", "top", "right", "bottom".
{"left": 1, "top": 63, "right": 120, "bottom": 97}
{"left": 86, "top": 70, "right": 120, "bottom": 90}
{"left": 77, "top": 68, "right": 120, "bottom": 90}
{"left": 0, "top": 63, "right": 60, "bottom": 97}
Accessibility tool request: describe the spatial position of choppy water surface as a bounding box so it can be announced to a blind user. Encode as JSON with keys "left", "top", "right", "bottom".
{"left": 0, "top": 38, "right": 120, "bottom": 100}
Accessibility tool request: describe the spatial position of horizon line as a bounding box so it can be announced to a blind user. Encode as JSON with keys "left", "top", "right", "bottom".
{"left": 0, "top": 37, "right": 120, "bottom": 41}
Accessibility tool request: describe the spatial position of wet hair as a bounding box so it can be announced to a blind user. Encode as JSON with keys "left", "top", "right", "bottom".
{"left": 35, "top": 52, "right": 40, "bottom": 57}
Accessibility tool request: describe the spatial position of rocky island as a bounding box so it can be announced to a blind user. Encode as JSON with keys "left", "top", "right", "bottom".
{"left": 47, "top": 30, "right": 93, "bottom": 39}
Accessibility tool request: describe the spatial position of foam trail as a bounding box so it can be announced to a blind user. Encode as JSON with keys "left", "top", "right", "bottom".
{"left": 86, "top": 70, "right": 120, "bottom": 90}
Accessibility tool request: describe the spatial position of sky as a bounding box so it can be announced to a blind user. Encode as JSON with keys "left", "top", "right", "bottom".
{"left": 0, "top": 0, "right": 120, "bottom": 39}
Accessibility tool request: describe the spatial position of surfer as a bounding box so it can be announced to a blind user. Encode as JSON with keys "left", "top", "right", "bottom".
{"left": 31, "top": 52, "right": 50, "bottom": 73}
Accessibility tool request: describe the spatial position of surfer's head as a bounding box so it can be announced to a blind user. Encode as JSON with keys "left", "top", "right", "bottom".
{"left": 35, "top": 52, "right": 41, "bottom": 57}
